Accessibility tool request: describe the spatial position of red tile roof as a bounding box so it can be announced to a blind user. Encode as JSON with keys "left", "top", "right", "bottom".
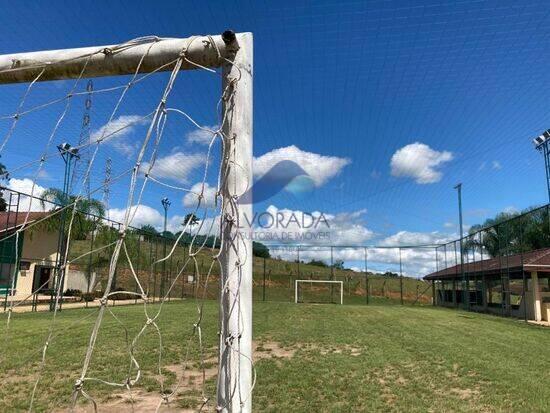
{"left": 424, "top": 248, "right": 550, "bottom": 280}
{"left": 0, "top": 211, "right": 52, "bottom": 233}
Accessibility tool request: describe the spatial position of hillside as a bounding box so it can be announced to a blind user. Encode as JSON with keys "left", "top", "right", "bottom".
{"left": 68, "top": 237, "right": 432, "bottom": 303}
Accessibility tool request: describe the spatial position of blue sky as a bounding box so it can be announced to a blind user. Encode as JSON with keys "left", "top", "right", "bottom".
{"left": 1, "top": 0, "right": 550, "bottom": 275}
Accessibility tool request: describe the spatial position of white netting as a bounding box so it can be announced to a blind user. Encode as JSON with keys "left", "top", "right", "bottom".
{"left": 0, "top": 34, "right": 253, "bottom": 412}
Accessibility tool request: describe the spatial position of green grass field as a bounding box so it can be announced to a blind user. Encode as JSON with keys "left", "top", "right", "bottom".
{"left": 1, "top": 300, "right": 549, "bottom": 412}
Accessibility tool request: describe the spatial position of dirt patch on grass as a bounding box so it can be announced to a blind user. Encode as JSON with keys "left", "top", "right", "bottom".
{"left": 67, "top": 340, "right": 296, "bottom": 412}
{"left": 297, "top": 342, "right": 363, "bottom": 357}
{"left": 449, "top": 387, "right": 481, "bottom": 401}
{"left": 371, "top": 365, "right": 409, "bottom": 407}
{"left": 254, "top": 340, "right": 296, "bottom": 360}
{"left": 367, "top": 361, "right": 490, "bottom": 411}
{"left": 65, "top": 390, "right": 192, "bottom": 412}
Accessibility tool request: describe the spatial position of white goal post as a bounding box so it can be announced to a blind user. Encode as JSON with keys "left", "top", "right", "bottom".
{"left": 0, "top": 31, "right": 253, "bottom": 413}
{"left": 295, "top": 279, "right": 344, "bottom": 305}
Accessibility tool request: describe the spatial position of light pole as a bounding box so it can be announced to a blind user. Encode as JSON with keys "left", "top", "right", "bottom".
{"left": 58, "top": 142, "right": 80, "bottom": 199}
{"left": 161, "top": 197, "right": 171, "bottom": 233}
{"left": 51, "top": 143, "right": 79, "bottom": 311}
{"left": 160, "top": 197, "right": 171, "bottom": 298}
{"left": 532, "top": 129, "right": 550, "bottom": 203}
{"left": 454, "top": 183, "right": 467, "bottom": 310}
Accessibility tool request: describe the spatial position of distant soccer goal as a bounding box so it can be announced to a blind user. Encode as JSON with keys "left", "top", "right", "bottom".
{"left": 295, "top": 279, "right": 344, "bottom": 304}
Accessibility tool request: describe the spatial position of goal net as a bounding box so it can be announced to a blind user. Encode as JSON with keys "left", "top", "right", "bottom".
{"left": 295, "top": 280, "right": 344, "bottom": 305}
{"left": 0, "top": 31, "right": 253, "bottom": 412}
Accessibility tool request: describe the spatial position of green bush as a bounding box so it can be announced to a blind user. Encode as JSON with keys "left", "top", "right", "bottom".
{"left": 110, "top": 287, "right": 136, "bottom": 301}
{"left": 64, "top": 289, "right": 82, "bottom": 297}
{"left": 81, "top": 292, "right": 95, "bottom": 302}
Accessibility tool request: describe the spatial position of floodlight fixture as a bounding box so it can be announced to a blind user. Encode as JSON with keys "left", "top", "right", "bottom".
{"left": 532, "top": 129, "right": 550, "bottom": 203}
{"left": 57, "top": 142, "right": 80, "bottom": 159}
{"left": 161, "top": 197, "right": 171, "bottom": 209}
{"left": 533, "top": 129, "right": 550, "bottom": 150}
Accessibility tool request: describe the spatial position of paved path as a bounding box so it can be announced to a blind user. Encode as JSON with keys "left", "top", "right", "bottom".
{"left": 4, "top": 297, "right": 185, "bottom": 313}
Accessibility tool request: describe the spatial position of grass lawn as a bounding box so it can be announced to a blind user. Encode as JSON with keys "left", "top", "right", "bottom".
{"left": 1, "top": 301, "right": 549, "bottom": 412}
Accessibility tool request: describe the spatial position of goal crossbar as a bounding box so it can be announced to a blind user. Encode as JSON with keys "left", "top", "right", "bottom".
{"left": 295, "top": 279, "right": 344, "bottom": 305}
{"left": 0, "top": 33, "right": 236, "bottom": 84}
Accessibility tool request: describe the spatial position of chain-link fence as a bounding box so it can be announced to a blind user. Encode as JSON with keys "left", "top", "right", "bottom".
{"left": 253, "top": 245, "right": 435, "bottom": 305}
{"left": 432, "top": 204, "right": 550, "bottom": 321}
{"left": 0, "top": 187, "right": 438, "bottom": 309}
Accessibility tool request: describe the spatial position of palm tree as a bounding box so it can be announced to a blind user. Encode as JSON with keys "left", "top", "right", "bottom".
{"left": 465, "top": 212, "right": 521, "bottom": 257}
{"left": 40, "top": 188, "right": 105, "bottom": 216}
{"left": 465, "top": 207, "right": 550, "bottom": 258}
{"left": 38, "top": 188, "right": 105, "bottom": 239}
{"left": 183, "top": 213, "right": 199, "bottom": 229}
{"left": 0, "top": 159, "right": 10, "bottom": 212}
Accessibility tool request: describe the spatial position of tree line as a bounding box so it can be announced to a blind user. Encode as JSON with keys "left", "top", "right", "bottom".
{"left": 465, "top": 205, "right": 550, "bottom": 257}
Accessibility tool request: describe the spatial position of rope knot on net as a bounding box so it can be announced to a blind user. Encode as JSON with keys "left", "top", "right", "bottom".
{"left": 73, "top": 379, "right": 84, "bottom": 392}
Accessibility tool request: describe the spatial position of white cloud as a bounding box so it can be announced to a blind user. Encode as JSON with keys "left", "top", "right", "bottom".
{"left": 108, "top": 204, "right": 164, "bottom": 230}
{"left": 253, "top": 205, "right": 373, "bottom": 246}
{"left": 91, "top": 115, "right": 149, "bottom": 155}
{"left": 37, "top": 169, "right": 51, "bottom": 180}
{"left": 390, "top": 142, "right": 453, "bottom": 184}
{"left": 104, "top": 201, "right": 457, "bottom": 278}
{"left": 187, "top": 125, "right": 219, "bottom": 145}
{"left": 492, "top": 160, "right": 502, "bottom": 170}
{"left": 6, "top": 178, "right": 48, "bottom": 212}
{"left": 503, "top": 206, "right": 519, "bottom": 214}
{"left": 379, "top": 230, "right": 454, "bottom": 247}
{"left": 443, "top": 222, "right": 455, "bottom": 229}
{"left": 372, "top": 231, "right": 456, "bottom": 276}
{"left": 269, "top": 241, "right": 440, "bottom": 278}
{"left": 183, "top": 182, "right": 218, "bottom": 208}
{"left": 142, "top": 152, "right": 205, "bottom": 184}
{"left": 107, "top": 203, "right": 219, "bottom": 235}
{"left": 189, "top": 215, "right": 221, "bottom": 237}
{"left": 365, "top": 247, "right": 438, "bottom": 278}
{"left": 254, "top": 145, "right": 351, "bottom": 187}
{"left": 265, "top": 226, "right": 458, "bottom": 278}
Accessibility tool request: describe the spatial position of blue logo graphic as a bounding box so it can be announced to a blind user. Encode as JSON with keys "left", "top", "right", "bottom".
{"left": 240, "top": 160, "right": 315, "bottom": 204}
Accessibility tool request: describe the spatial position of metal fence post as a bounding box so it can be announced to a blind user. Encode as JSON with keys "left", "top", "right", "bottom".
{"left": 148, "top": 235, "right": 153, "bottom": 302}
{"left": 168, "top": 253, "right": 173, "bottom": 301}
{"left": 179, "top": 260, "right": 184, "bottom": 299}
{"left": 399, "top": 247, "right": 403, "bottom": 305}
{"left": 153, "top": 237, "right": 159, "bottom": 303}
{"left": 330, "top": 246, "right": 334, "bottom": 303}
{"left": 519, "top": 216, "right": 528, "bottom": 322}
{"left": 262, "top": 257, "right": 266, "bottom": 302}
{"left": 135, "top": 233, "right": 141, "bottom": 304}
{"left": 364, "top": 247, "right": 369, "bottom": 305}
{"left": 86, "top": 219, "right": 96, "bottom": 309}
{"left": 297, "top": 246, "right": 300, "bottom": 279}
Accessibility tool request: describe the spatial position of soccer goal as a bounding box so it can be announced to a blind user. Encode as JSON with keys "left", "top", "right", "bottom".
{"left": 295, "top": 279, "right": 344, "bottom": 304}
{"left": 0, "top": 31, "right": 253, "bottom": 413}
